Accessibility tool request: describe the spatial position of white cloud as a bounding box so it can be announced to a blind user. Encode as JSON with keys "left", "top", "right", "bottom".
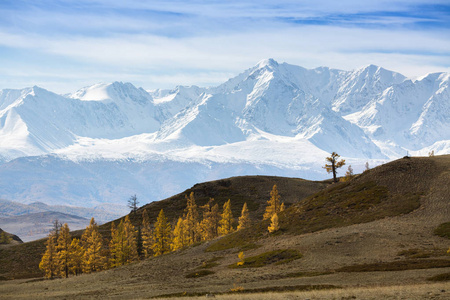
{"left": 65, "top": 0, "right": 449, "bottom": 18}
{"left": 2, "top": 25, "right": 448, "bottom": 65}
{"left": 0, "top": 0, "right": 448, "bottom": 92}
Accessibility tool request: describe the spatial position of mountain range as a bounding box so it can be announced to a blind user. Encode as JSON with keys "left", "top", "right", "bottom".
{"left": 0, "top": 59, "right": 448, "bottom": 219}
{"left": 0, "top": 199, "right": 128, "bottom": 242}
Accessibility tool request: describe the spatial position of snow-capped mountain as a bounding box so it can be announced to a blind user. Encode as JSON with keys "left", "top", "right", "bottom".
{"left": 0, "top": 59, "right": 448, "bottom": 211}
{"left": 0, "top": 83, "right": 161, "bottom": 159}
{"left": 332, "top": 64, "right": 406, "bottom": 114}
{"left": 345, "top": 72, "right": 450, "bottom": 150}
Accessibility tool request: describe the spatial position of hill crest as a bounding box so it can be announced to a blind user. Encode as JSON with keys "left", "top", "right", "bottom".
{"left": 1, "top": 155, "right": 449, "bottom": 284}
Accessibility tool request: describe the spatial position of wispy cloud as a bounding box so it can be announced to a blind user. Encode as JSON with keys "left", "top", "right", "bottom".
{"left": 0, "top": 0, "right": 449, "bottom": 92}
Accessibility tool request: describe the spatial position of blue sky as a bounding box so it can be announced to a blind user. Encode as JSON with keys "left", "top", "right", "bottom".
{"left": 0, "top": 0, "right": 449, "bottom": 93}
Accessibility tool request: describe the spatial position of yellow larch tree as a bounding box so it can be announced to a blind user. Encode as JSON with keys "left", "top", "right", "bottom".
{"left": 109, "top": 216, "right": 138, "bottom": 267}
{"left": 341, "top": 165, "right": 354, "bottom": 182}
{"left": 199, "top": 198, "right": 220, "bottom": 240}
{"left": 136, "top": 223, "right": 143, "bottom": 258}
{"left": 56, "top": 223, "right": 72, "bottom": 278}
{"left": 141, "top": 209, "right": 154, "bottom": 258}
{"left": 237, "top": 251, "right": 245, "bottom": 266}
{"left": 323, "top": 152, "right": 346, "bottom": 183}
{"left": 237, "top": 202, "right": 251, "bottom": 230}
{"left": 123, "top": 215, "right": 138, "bottom": 263}
{"left": 152, "top": 209, "right": 172, "bottom": 256}
{"left": 109, "top": 221, "right": 124, "bottom": 268}
{"left": 39, "top": 234, "right": 58, "bottom": 279}
{"left": 218, "top": 199, "right": 234, "bottom": 236}
{"left": 83, "top": 229, "right": 106, "bottom": 273}
{"left": 268, "top": 213, "right": 280, "bottom": 233}
{"left": 185, "top": 192, "right": 200, "bottom": 244}
{"left": 81, "top": 217, "right": 95, "bottom": 246}
{"left": 81, "top": 218, "right": 106, "bottom": 273}
{"left": 199, "top": 198, "right": 212, "bottom": 241}
{"left": 172, "top": 217, "right": 188, "bottom": 251}
{"left": 263, "top": 184, "right": 282, "bottom": 220}
{"left": 69, "top": 238, "right": 84, "bottom": 276}
{"left": 210, "top": 203, "right": 221, "bottom": 237}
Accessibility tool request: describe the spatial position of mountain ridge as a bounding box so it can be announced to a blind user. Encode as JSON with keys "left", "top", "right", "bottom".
{"left": 0, "top": 59, "right": 448, "bottom": 219}
{"left": 1, "top": 60, "right": 447, "bottom": 160}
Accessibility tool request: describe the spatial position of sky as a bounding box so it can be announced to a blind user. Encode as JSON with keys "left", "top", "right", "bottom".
{"left": 0, "top": 0, "right": 449, "bottom": 93}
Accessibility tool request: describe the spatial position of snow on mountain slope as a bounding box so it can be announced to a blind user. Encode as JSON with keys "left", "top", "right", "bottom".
{"left": 150, "top": 85, "right": 206, "bottom": 117}
{"left": 0, "top": 82, "right": 164, "bottom": 159}
{"left": 409, "top": 73, "right": 450, "bottom": 146}
{"left": 0, "top": 59, "right": 448, "bottom": 214}
{"left": 0, "top": 87, "right": 76, "bottom": 158}
{"left": 345, "top": 72, "right": 450, "bottom": 151}
{"left": 239, "top": 60, "right": 384, "bottom": 158}
{"left": 156, "top": 58, "right": 382, "bottom": 157}
{"left": 1, "top": 59, "right": 440, "bottom": 161}
{"left": 332, "top": 65, "right": 406, "bottom": 114}
{"left": 146, "top": 59, "right": 382, "bottom": 157}
{"left": 68, "top": 81, "right": 162, "bottom": 135}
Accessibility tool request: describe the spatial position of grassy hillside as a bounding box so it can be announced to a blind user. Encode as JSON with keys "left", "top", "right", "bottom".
{"left": 207, "top": 155, "right": 446, "bottom": 251}
{"left": 0, "top": 228, "right": 22, "bottom": 244}
{"left": 0, "top": 175, "right": 328, "bottom": 280}
{"left": 0, "top": 155, "right": 449, "bottom": 298}
{"left": 128, "top": 175, "right": 328, "bottom": 224}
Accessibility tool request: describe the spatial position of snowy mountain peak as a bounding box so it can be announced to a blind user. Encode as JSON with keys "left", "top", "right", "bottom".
{"left": 330, "top": 64, "right": 406, "bottom": 114}
{"left": 358, "top": 64, "right": 381, "bottom": 73}
{"left": 0, "top": 60, "right": 448, "bottom": 163}
{"left": 0, "top": 60, "right": 448, "bottom": 212}
{"left": 414, "top": 72, "right": 449, "bottom": 84}
{"left": 70, "top": 83, "right": 110, "bottom": 101}
{"left": 356, "top": 64, "right": 406, "bottom": 82}
{"left": 70, "top": 81, "right": 152, "bottom": 105}
{"left": 256, "top": 58, "right": 279, "bottom": 70}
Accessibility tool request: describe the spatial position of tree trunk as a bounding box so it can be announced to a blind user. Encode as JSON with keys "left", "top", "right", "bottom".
{"left": 332, "top": 161, "right": 337, "bottom": 183}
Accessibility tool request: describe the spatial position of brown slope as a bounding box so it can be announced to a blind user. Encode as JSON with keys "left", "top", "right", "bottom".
{"left": 0, "top": 175, "right": 328, "bottom": 280}
{"left": 125, "top": 175, "right": 329, "bottom": 227}
{"left": 0, "top": 228, "right": 23, "bottom": 245}
{"left": 207, "top": 155, "right": 450, "bottom": 251}
{"left": 0, "top": 155, "right": 449, "bottom": 298}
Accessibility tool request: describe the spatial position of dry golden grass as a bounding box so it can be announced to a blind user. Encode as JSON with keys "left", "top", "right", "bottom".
{"left": 0, "top": 155, "right": 449, "bottom": 299}
{"left": 166, "top": 283, "right": 449, "bottom": 300}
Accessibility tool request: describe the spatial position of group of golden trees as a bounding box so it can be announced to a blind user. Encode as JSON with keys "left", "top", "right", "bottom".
{"left": 39, "top": 193, "right": 254, "bottom": 278}
{"left": 39, "top": 219, "right": 108, "bottom": 278}
{"left": 39, "top": 153, "right": 360, "bottom": 279}
{"left": 157, "top": 194, "right": 251, "bottom": 254}
{"left": 38, "top": 152, "right": 382, "bottom": 279}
